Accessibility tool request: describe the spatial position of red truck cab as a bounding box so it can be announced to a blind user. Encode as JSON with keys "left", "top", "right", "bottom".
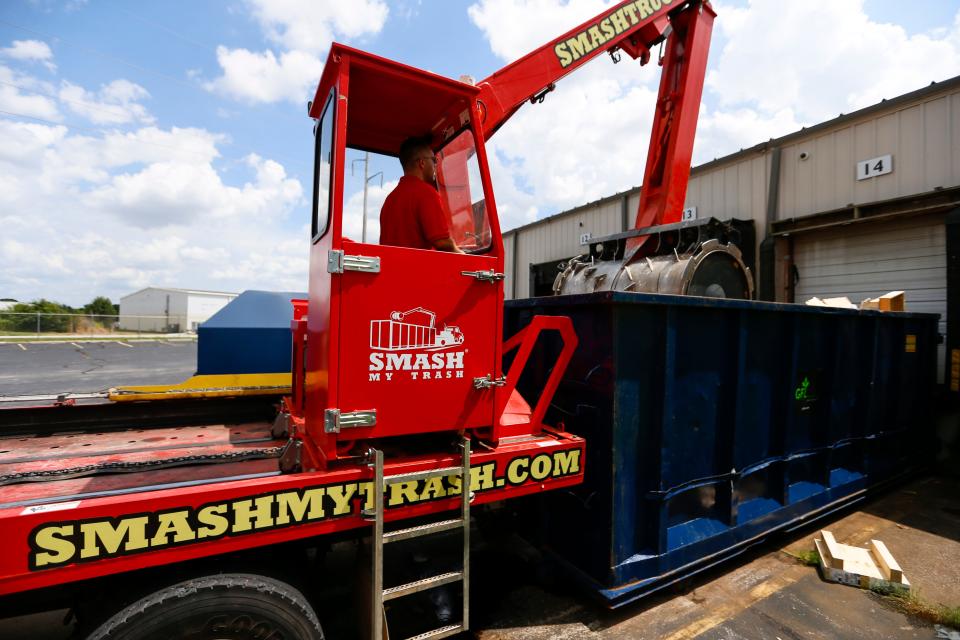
{"left": 299, "top": 45, "right": 576, "bottom": 469}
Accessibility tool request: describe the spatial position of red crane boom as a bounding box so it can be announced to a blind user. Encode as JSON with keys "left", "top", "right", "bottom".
{"left": 476, "top": 0, "right": 715, "bottom": 255}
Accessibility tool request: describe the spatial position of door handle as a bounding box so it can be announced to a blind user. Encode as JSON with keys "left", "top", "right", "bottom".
{"left": 462, "top": 269, "right": 504, "bottom": 282}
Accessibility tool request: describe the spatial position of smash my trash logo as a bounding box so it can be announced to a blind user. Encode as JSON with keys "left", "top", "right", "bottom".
{"left": 367, "top": 306, "right": 466, "bottom": 382}
{"left": 28, "top": 448, "right": 582, "bottom": 570}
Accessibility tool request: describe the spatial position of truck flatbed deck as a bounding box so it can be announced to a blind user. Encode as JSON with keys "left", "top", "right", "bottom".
{"left": 0, "top": 421, "right": 284, "bottom": 509}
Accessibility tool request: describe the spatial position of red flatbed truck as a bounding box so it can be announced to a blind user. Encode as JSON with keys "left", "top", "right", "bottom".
{"left": 0, "top": 2, "right": 723, "bottom": 638}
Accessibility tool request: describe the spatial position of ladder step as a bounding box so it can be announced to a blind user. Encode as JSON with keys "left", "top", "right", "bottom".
{"left": 403, "top": 624, "right": 464, "bottom": 640}
{"left": 384, "top": 466, "right": 463, "bottom": 485}
{"left": 384, "top": 518, "right": 463, "bottom": 543}
{"left": 383, "top": 571, "right": 462, "bottom": 601}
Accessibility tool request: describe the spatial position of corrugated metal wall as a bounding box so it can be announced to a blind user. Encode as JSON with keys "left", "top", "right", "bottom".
{"left": 685, "top": 154, "right": 769, "bottom": 224}
{"left": 685, "top": 153, "right": 771, "bottom": 258}
{"left": 794, "top": 213, "right": 947, "bottom": 381}
{"left": 503, "top": 232, "right": 515, "bottom": 297}
{"left": 778, "top": 92, "right": 960, "bottom": 219}
{"left": 502, "top": 80, "right": 960, "bottom": 306}
{"left": 510, "top": 196, "right": 624, "bottom": 299}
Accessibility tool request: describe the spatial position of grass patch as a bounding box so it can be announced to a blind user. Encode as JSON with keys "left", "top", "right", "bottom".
{"left": 871, "top": 584, "right": 960, "bottom": 629}
{"left": 782, "top": 548, "right": 821, "bottom": 566}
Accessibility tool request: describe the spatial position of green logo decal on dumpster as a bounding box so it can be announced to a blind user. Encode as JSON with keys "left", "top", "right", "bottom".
{"left": 795, "top": 376, "right": 814, "bottom": 401}
{"left": 794, "top": 371, "right": 820, "bottom": 413}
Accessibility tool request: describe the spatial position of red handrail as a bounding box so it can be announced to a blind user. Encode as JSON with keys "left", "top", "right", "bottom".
{"left": 496, "top": 315, "right": 578, "bottom": 439}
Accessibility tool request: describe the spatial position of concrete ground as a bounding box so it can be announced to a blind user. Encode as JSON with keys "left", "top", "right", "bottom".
{"left": 469, "top": 474, "right": 960, "bottom": 640}
{"left": 0, "top": 339, "right": 197, "bottom": 396}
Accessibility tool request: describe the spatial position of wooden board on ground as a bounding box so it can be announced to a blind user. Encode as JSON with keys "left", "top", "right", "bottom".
{"left": 815, "top": 529, "right": 910, "bottom": 591}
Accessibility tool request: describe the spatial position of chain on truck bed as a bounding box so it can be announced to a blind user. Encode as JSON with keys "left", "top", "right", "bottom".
{"left": 0, "top": 441, "right": 288, "bottom": 485}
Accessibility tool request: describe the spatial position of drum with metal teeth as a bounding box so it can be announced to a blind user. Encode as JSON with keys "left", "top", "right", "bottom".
{"left": 554, "top": 238, "right": 753, "bottom": 299}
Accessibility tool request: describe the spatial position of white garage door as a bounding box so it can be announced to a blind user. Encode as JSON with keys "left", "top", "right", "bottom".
{"left": 794, "top": 213, "right": 947, "bottom": 381}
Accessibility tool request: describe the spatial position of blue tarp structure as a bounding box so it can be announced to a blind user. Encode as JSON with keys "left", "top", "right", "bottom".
{"left": 196, "top": 290, "right": 306, "bottom": 375}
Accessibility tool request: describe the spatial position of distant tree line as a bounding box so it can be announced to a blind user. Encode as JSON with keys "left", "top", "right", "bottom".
{"left": 0, "top": 296, "right": 119, "bottom": 333}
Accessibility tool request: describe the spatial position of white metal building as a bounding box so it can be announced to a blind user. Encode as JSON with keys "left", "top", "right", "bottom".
{"left": 502, "top": 75, "right": 960, "bottom": 387}
{"left": 118, "top": 287, "right": 238, "bottom": 333}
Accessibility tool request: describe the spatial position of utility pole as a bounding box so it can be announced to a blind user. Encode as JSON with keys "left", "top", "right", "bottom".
{"left": 361, "top": 152, "right": 369, "bottom": 243}
{"left": 352, "top": 153, "right": 383, "bottom": 243}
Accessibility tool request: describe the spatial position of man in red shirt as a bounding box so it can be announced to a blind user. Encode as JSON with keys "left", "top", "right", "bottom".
{"left": 379, "top": 137, "right": 463, "bottom": 252}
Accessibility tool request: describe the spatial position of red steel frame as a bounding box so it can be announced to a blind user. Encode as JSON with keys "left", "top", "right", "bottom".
{"left": 0, "top": 0, "right": 718, "bottom": 601}
{"left": 475, "top": 0, "right": 715, "bottom": 257}
{"left": 0, "top": 41, "right": 586, "bottom": 600}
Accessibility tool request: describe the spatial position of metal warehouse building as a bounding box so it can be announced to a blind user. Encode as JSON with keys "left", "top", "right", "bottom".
{"left": 118, "top": 287, "right": 238, "bottom": 333}
{"left": 503, "top": 75, "right": 960, "bottom": 387}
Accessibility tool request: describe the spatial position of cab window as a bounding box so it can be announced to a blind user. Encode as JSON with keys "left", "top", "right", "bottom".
{"left": 435, "top": 129, "right": 492, "bottom": 253}
{"left": 312, "top": 91, "right": 335, "bottom": 241}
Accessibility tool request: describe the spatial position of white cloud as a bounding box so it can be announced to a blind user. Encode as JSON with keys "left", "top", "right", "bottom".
{"left": 0, "top": 112, "right": 308, "bottom": 306}
{"left": 1, "top": 39, "right": 56, "bottom": 71}
{"left": 468, "top": 0, "right": 611, "bottom": 61}
{"left": 59, "top": 79, "right": 154, "bottom": 125}
{"left": 86, "top": 152, "right": 301, "bottom": 228}
{"left": 468, "top": 0, "right": 665, "bottom": 226}
{"left": 0, "top": 63, "right": 312, "bottom": 306}
{"left": 247, "top": 0, "right": 389, "bottom": 54}
{"left": 707, "top": 0, "right": 960, "bottom": 123}
{"left": 205, "top": 47, "right": 322, "bottom": 105}
{"left": 0, "top": 65, "right": 60, "bottom": 121}
{"left": 485, "top": 69, "right": 659, "bottom": 228}
{"left": 206, "top": 0, "right": 389, "bottom": 104}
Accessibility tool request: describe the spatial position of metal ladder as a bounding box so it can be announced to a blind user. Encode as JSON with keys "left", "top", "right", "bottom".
{"left": 368, "top": 438, "right": 471, "bottom": 640}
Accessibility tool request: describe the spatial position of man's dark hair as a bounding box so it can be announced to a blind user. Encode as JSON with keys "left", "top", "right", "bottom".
{"left": 399, "top": 135, "right": 433, "bottom": 171}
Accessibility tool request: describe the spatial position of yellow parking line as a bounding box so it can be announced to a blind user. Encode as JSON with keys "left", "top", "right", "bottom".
{"left": 116, "top": 341, "right": 133, "bottom": 348}
{"left": 17, "top": 344, "right": 26, "bottom": 351}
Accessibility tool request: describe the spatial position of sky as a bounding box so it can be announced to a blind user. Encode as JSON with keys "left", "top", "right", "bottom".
{"left": 1, "top": 0, "right": 959, "bottom": 306}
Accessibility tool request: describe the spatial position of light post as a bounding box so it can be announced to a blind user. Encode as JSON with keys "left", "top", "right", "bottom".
{"left": 351, "top": 153, "right": 384, "bottom": 243}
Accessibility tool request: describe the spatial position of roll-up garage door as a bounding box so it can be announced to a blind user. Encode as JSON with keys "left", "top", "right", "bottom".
{"left": 794, "top": 213, "right": 947, "bottom": 382}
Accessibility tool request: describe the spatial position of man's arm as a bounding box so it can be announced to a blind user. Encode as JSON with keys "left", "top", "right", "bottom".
{"left": 432, "top": 237, "right": 465, "bottom": 253}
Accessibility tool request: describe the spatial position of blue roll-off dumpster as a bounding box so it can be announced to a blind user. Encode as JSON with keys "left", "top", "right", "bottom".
{"left": 503, "top": 291, "right": 939, "bottom": 608}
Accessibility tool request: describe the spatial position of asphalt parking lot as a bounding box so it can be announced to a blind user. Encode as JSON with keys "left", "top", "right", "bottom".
{"left": 0, "top": 340, "right": 197, "bottom": 396}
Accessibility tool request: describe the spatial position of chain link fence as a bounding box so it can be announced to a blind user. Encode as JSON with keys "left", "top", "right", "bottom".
{"left": 0, "top": 312, "right": 193, "bottom": 337}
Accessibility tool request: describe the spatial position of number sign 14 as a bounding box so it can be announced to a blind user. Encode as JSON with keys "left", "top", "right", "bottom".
{"left": 857, "top": 154, "right": 893, "bottom": 181}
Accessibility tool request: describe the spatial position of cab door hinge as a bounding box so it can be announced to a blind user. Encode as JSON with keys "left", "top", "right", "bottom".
{"left": 328, "top": 249, "right": 381, "bottom": 274}
{"left": 473, "top": 374, "right": 506, "bottom": 390}
{"left": 462, "top": 269, "right": 505, "bottom": 283}
{"left": 324, "top": 408, "right": 377, "bottom": 433}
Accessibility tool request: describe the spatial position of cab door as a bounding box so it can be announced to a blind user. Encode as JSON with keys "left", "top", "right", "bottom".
{"left": 331, "top": 130, "right": 501, "bottom": 439}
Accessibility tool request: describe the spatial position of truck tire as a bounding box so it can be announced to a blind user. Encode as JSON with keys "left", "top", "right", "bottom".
{"left": 85, "top": 573, "right": 324, "bottom": 640}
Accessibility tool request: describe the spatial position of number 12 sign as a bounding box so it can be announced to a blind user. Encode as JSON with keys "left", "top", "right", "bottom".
{"left": 857, "top": 154, "right": 893, "bottom": 181}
